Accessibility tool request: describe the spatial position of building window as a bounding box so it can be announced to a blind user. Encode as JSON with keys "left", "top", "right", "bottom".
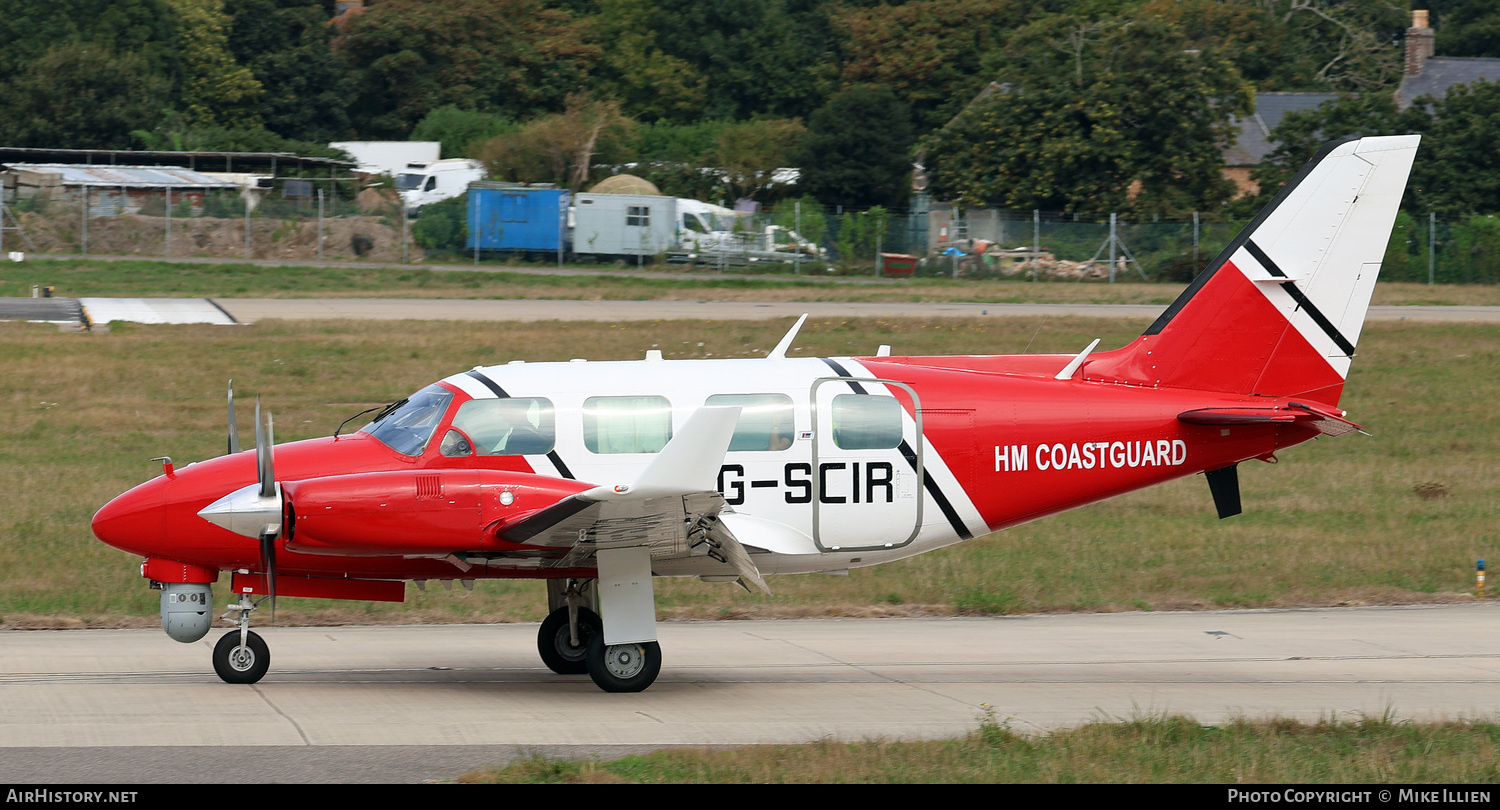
{"left": 626, "top": 205, "right": 650, "bottom": 227}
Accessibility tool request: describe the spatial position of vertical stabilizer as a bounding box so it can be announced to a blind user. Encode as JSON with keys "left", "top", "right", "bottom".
{"left": 1086, "top": 135, "right": 1419, "bottom": 404}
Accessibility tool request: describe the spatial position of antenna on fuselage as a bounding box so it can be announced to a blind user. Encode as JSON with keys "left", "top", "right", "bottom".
{"left": 766, "top": 313, "right": 808, "bottom": 360}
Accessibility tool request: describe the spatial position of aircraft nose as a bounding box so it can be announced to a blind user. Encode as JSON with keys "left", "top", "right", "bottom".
{"left": 92, "top": 481, "right": 165, "bottom": 557}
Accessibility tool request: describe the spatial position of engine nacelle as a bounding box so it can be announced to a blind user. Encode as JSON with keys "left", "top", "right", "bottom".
{"left": 281, "top": 468, "right": 589, "bottom": 556}
{"left": 160, "top": 582, "right": 214, "bottom": 643}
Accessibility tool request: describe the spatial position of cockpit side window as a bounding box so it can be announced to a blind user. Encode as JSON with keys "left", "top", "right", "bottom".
{"left": 361, "top": 385, "right": 453, "bottom": 456}
{"left": 450, "top": 398, "right": 556, "bottom": 456}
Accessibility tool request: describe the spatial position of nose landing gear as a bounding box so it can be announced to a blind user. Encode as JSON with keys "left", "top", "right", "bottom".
{"left": 213, "top": 594, "right": 270, "bottom": 684}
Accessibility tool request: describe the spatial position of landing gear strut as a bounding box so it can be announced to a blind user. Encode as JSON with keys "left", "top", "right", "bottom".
{"left": 213, "top": 594, "right": 270, "bottom": 684}
{"left": 538, "top": 606, "right": 602, "bottom": 674}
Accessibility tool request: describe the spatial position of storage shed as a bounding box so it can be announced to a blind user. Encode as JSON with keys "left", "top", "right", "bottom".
{"left": 1, "top": 164, "right": 240, "bottom": 216}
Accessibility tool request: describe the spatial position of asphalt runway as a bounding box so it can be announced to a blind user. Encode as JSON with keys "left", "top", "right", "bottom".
{"left": 3, "top": 605, "right": 1497, "bottom": 783}
{"left": 211, "top": 298, "right": 1500, "bottom": 324}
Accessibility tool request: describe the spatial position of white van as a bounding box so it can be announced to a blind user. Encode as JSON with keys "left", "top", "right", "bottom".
{"left": 396, "top": 159, "right": 485, "bottom": 212}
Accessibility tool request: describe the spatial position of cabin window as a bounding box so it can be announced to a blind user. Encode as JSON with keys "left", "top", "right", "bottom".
{"left": 583, "top": 396, "right": 672, "bottom": 454}
{"left": 450, "top": 397, "right": 555, "bottom": 456}
{"left": 423, "top": 176, "right": 436, "bottom": 192}
{"left": 361, "top": 385, "right": 453, "bottom": 456}
{"left": 706, "top": 394, "right": 794, "bottom": 451}
{"left": 831, "top": 395, "right": 903, "bottom": 450}
{"left": 683, "top": 213, "right": 707, "bottom": 233}
{"left": 626, "top": 205, "right": 650, "bottom": 227}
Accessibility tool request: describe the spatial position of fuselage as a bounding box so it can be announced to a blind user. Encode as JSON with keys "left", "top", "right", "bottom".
{"left": 93, "top": 351, "right": 1320, "bottom": 582}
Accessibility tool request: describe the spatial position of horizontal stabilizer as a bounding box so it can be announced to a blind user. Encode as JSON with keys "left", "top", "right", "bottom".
{"left": 1179, "top": 401, "right": 1360, "bottom": 436}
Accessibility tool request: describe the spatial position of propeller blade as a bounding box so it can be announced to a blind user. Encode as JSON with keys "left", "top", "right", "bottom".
{"left": 255, "top": 398, "right": 276, "bottom": 499}
{"left": 227, "top": 380, "right": 241, "bottom": 455}
{"left": 259, "top": 527, "right": 277, "bottom": 623}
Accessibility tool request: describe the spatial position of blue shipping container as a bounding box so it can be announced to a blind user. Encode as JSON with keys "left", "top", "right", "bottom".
{"left": 467, "top": 188, "right": 571, "bottom": 252}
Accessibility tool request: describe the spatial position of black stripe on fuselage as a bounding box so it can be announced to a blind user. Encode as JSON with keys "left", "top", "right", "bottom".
{"left": 464, "top": 370, "right": 575, "bottom": 479}
{"left": 1144, "top": 136, "right": 1358, "bottom": 337}
{"left": 819, "top": 359, "right": 973, "bottom": 541}
{"left": 1243, "top": 239, "right": 1356, "bottom": 357}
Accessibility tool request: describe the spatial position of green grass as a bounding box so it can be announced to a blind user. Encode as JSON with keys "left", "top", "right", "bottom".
{"left": 0, "top": 315, "right": 1493, "bottom": 627}
{"left": 5, "top": 257, "right": 1500, "bottom": 305}
{"left": 460, "top": 713, "right": 1500, "bottom": 783}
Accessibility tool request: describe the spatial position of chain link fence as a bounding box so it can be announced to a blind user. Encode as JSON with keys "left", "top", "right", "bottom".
{"left": 4, "top": 183, "right": 1496, "bottom": 285}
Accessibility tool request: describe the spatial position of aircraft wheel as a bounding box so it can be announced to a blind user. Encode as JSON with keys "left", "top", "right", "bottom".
{"left": 585, "top": 635, "right": 661, "bottom": 693}
{"left": 213, "top": 630, "right": 270, "bottom": 684}
{"left": 537, "top": 607, "right": 601, "bottom": 675}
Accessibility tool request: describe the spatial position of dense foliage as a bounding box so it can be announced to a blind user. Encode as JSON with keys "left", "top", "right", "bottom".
{"left": 2, "top": 1, "right": 1498, "bottom": 214}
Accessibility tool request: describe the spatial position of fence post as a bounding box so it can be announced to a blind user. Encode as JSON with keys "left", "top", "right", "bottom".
{"left": 795, "top": 201, "right": 802, "bottom": 275}
{"left": 1428, "top": 211, "right": 1436, "bottom": 285}
{"left": 317, "top": 188, "right": 325, "bottom": 261}
{"left": 244, "top": 194, "right": 251, "bottom": 260}
{"left": 1032, "top": 209, "right": 1040, "bottom": 281}
{"left": 81, "top": 187, "right": 88, "bottom": 256}
{"left": 1192, "top": 211, "right": 1200, "bottom": 265}
{"left": 1108, "top": 212, "right": 1118, "bottom": 283}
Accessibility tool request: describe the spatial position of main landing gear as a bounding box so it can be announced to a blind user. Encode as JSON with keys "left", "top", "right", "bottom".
{"left": 213, "top": 593, "right": 270, "bottom": 684}
{"left": 542, "top": 572, "right": 663, "bottom": 692}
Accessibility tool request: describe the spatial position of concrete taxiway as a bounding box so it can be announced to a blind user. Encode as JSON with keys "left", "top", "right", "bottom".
{"left": 1, "top": 605, "right": 1497, "bottom": 782}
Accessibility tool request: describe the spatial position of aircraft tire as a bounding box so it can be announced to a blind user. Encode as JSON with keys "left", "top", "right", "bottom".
{"left": 585, "top": 635, "right": 661, "bottom": 693}
{"left": 213, "top": 630, "right": 270, "bottom": 684}
{"left": 537, "top": 606, "right": 602, "bottom": 675}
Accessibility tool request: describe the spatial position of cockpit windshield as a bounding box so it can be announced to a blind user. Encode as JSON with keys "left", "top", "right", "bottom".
{"left": 395, "top": 173, "right": 424, "bottom": 191}
{"left": 360, "top": 384, "right": 453, "bottom": 456}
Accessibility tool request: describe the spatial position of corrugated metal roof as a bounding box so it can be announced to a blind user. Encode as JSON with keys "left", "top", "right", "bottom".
{"left": 3, "top": 164, "right": 239, "bottom": 189}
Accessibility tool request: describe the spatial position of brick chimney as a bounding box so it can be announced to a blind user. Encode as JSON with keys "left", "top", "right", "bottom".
{"left": 1406, "top": 9, "right": 1434, "bottom": 77}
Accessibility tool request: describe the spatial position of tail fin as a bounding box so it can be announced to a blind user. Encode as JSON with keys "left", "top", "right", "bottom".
{"left": 1087, "top": 135, "right": 1419, "bottom": 404}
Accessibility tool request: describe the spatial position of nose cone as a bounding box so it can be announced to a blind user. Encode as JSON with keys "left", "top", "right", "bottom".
{"left": 92, "top": 479, "right": 166, "bottom": 556}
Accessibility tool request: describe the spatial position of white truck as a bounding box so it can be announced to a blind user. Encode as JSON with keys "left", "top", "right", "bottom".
{"left": 396, "top": 159, "right": 486, "bottom": 212}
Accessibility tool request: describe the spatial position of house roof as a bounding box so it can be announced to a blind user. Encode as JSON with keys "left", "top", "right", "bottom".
{"left": 1396, "top": 56, "right": 1500, "bottom": 107}
{"left": 1223, "top": 92, "right": 1340, "bottom": 167}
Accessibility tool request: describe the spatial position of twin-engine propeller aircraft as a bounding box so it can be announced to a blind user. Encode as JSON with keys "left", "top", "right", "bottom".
{"left": 93, "top": 136, "right": 1418, "bottom": 692}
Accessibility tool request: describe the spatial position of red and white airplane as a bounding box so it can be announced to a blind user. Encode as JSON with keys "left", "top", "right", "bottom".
{"left": 93, "top": 135, "right": 1418, "bottom": 692}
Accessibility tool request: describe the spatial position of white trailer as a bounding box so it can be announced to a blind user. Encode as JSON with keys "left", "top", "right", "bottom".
{"left": 572, "top": 193, "right": 678, "bottom": 258}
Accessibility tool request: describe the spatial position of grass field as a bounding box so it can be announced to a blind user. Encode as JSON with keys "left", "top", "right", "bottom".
{"left": 5, "top": 257, "right": 1500, "bottom": 306}
{"left": 0, "top": 314, "right": 1493, "bottom": 628}
{"left": 460, "top": 714, "right": 1500, "bottom": 783}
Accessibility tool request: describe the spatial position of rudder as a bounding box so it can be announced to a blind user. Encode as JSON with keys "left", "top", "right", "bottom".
{"left": 1086, "top": 135, "right": 1419, "bottom": 405}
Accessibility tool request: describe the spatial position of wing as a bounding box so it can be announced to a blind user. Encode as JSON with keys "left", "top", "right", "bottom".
{"left": 495, "top": 405, "right": 770, "bottom": 593}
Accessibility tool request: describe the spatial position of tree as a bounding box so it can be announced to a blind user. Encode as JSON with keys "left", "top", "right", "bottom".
{"left": 334, "top": 0, "right": 600, "bottom": 137}
{"left": 831, "top": 0, "right": 1027, "bottom": 130}
{"left": 477, "top": 95, "right": 636, "bottom": 190}
{"left": 167, "top": 0, "right": 264, "bottom": 128}
{"left": 1434, "top": 0, "right": 1500, "bottom": 58}
{"left": 584, "top": 0, "right": 707, "bottom": 124}
{"left": 923, "top": 16, "right": 1252, "bottom": 216}
{"left": 0, "top": 43, "right": 169, "bottom": 148}
{"left": 644, "top": 0, "right": 836, "bottom": 121}
{"left": 713, "top": 118, "right": 806, "bottom": 203}
{"left": 227, "top": 0, "right": 354, "bottom": 141}
{"left": 799, "top": 86, "right": 915, "bottom": 210}
{"left": 410, "top": 106, "right": 518, "bottom": 160}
